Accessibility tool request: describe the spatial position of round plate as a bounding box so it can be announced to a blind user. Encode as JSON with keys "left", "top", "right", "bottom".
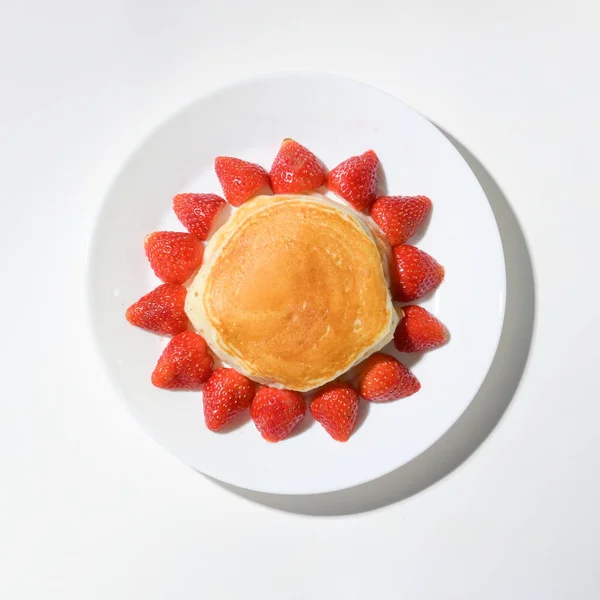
{"left": 88, "top": 72, "right": 505, "bottom": 495}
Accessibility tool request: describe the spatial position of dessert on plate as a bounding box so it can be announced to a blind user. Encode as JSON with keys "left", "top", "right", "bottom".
{"left": 126, "top": 139, "right": 448, "bottom": 442}
{"left": 186, "top": 193, "right": 397, "bottom": 392}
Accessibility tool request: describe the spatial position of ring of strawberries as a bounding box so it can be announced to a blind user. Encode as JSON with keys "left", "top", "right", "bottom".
{"left": 126, "top": 138, "right": 449, "bottom": 443}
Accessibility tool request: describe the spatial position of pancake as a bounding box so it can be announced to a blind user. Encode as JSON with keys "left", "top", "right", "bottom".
{"left": 185, "top": 194, "right": 398, "bottom": 392}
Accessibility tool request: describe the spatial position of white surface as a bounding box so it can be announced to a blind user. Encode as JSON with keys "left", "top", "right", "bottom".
{"left": 90, "top": 72, "right": 504, "bottom": 494}
{"left": 1, "top": 1, "right": 598, "bottom": 598}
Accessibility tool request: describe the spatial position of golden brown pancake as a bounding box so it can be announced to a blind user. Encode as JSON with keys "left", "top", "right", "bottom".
{"left": 186, "top": 194, "right": 397, "bottom": 391}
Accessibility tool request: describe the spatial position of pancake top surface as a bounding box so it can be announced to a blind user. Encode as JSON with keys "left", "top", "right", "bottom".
{"left": 186, "top": 194, "right": 396, "bottom": 391}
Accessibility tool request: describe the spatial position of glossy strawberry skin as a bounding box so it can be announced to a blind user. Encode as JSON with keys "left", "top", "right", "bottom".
{"left": 269, "top": 138, "right": 327, "bottom": 194}
{"left": 358, "top": 352, "right": 420, "bottom": 402}
{"left": 327, "top": 150, "right": 379, "bottom": 211}
{"left": 391, "top": 245, "right": 445, "bottom": 302}
{"left": 250, "top": 387, "right": 306, "bottom": 442}
{"left": 203, "top": 368, "right": 256, "bottom": 432}
{"left": 144, "top": 231, "right": 204, "bottom": 285}
{"left": 125, "top": 284, "right": 189, "bottom": 335}
{"left": 151, "top": 331, "right": 213, "bottom": 389}
{"left": 394, "top": 305, "right": 449, "bottom": 352}
{"left": 173, "top": 193, "right": 226, "bottom": 240}
{"left": 215, "top": 156, "right": 271, "bottom": 207}
{"left": 370, "top": 195, "right": 432, "bottom": 246}
{"left": 310, "top": 382, "right": 360, "bottom": 442}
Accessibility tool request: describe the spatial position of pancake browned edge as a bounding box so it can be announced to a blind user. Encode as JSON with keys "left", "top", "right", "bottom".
{"left": 185, "top": 193, "right": 399, "bottom": 392}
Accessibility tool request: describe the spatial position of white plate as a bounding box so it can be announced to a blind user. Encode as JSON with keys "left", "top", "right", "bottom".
{"left": 88, "top": 72, "right": 505, "bottom": 495}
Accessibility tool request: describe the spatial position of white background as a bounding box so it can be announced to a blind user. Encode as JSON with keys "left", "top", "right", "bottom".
{"left": 1, "top": 1, "right": 598, "bottom": 598}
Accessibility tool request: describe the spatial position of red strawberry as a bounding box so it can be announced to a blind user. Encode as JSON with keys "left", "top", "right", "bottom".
{"left": 144, "top": 232, "right": 203, "bottom": 285}
{"left": 250, "top": 387, "right": 306, "bottom": 442}
{"left": 391, "top": 245, "right": 445, "bottom": 302}
{"left": 327, "top": 150, "right": 379, "bottom": 211}
{"left": 151, "top": 331, "right": 213, "bottom": 389}
{"left": 202, "top": 368, "right": 256, "bottom": 431}
{"left": 370, "top": 195, "right": 432, "bottom": 246}
{"left": 173, "top": 193, "right": 226, "bottom": 240}
{"left": 269, "top": 138, "right": 327, "bottom": 194}
{"left": 215, "top": 156, "right": 271, "bottom": 207}
{"left": 310, "top": 382, "right": 360, "bottom": 442}
{"left": 126, "top": 284, "right": 188, "bottom": 335}
{"left": 394, "top": 305, "right": 449, "bottom": 352}
{"left": 358, "top": 352, "right": 420, "bottom": 402}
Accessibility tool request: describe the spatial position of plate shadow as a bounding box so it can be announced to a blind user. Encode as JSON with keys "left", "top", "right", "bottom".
{"left": 211, "top": 128, "right": 535, "bottom": 516}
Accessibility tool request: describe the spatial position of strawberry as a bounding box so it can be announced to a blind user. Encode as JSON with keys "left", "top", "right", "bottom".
{"left": 327, "top": 150, "right": 379, "bottom": 211}
{"left": 310, "top": 382, "right": 360, "bottom": 442}
{"left": 173, "top": 193, "right": 226, "bottom": 240}
{"left": 269, "top": 138, "right": 327, "bottom": 194}
{"left": 358, "top": 352, "right": 420, "bottom": 402}
{"left": 202, "top": 368, "right": 256, "bottom": 431}
{"left": 250, "top": 387, "right": 306, "bottom": 442}
{"left": 391, "top": 245, "right": 445, "bottom": 302}
{"left": 151, "top": 331, "right": 213, "bottom": 389}
{"left": 370, "top": 195, "right": 432, "bottom": 246}
{"left": 144, "top": 231, "right": 203, "bottom": 285}
{"left": 394, "top": 305, "right": 449, "bottom": 352}
{"left": 215, "top": 156, "right": 271, "bottom": 207}
{"left": 126, "top": 284, "right": 189, "bottom": 335}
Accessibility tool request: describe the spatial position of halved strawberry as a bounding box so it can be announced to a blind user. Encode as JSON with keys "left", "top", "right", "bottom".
{"left": 250, "top": 387, "right": 306, "bottom": 442}
{"left": 370, "top": 195, "right": 432, "bottom": 246}
{"left": 144, "top": 231, "right": 203, "bottom": 285}
{"left": 203, "top": 368, "right": 256, "bottom": 431}
{"left": 358, "top": 352, "right": 420, "bottom": 402}
{"left": 126, "top": 284, "right": 188, "bottom": 335}
{"left": 310, "top": 382, "right": 360, "bottom": 442}
{"left": 394, "top": 305, "right": 449, "bottom": 352}
{"left": 215, "top": 156, "right": 270, "bottom": 207}
{"left": 151, "top": 331, "right": 213, "bottom": 389}
{"left": 269, "top": 138, "right": 327, "bottom": 194}
{"left": 327, "top": 150, "right": 379, "bottom": 211}
{"left": 173, "top": 193, "right": 226, "bottom": 240}
{"left": 391, "top": 245, "right": 445, "bottom": 302}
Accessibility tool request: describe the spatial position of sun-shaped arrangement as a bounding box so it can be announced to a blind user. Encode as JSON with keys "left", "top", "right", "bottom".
{"left": 126, "top": 139, "right": 449, "bottom": 443}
